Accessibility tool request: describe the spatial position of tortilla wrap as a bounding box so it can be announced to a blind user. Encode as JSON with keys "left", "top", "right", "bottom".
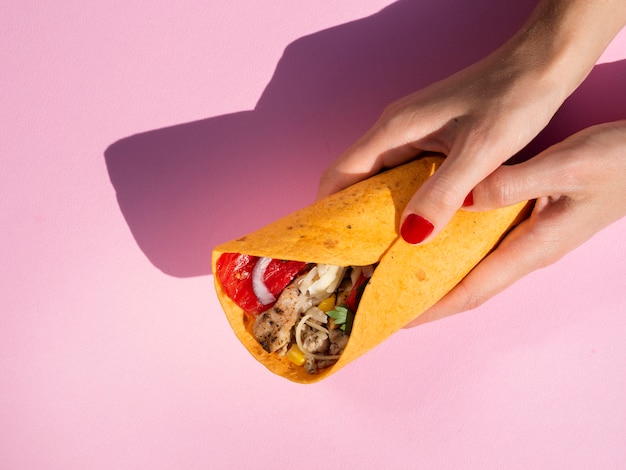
{"left": 212, "top": 155, "right": 528, "bottom": 383}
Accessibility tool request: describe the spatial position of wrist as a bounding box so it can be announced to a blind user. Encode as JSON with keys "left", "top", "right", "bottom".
{"left": 503, "top": 0, "right": 626, "bottom": 102}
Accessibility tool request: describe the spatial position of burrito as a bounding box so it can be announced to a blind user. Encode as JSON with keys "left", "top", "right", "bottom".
{"left": 212, "top": 156, "right": 528, "bottom": 383}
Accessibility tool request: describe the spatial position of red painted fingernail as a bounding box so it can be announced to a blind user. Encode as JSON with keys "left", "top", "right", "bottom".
{"left": 401, "top": 214, "right": 434, "bottom": 244}
{"left": 462, "top": 191, "right": 474, "bottom": 207}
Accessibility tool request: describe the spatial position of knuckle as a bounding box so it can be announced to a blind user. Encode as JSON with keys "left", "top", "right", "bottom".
{"left": 425, "top": 174, "right": 464, "bottom": 211}
{"left": 484, "top": 170, "right": 514, "bottom": 207}
{"left": 378, "top": 101, "right": 405, "bottom": 125}
{"left": 453, "top": 281, "right": 488, "bottom": 312}
{"left": 381, "top": 94, "right": 412, "bottom": 118}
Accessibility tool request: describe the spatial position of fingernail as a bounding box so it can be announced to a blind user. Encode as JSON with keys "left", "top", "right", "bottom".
{"left": 462, "top": 191, "right": 474, "bottom": 207}
{"left": 401, "top": 214, "right": 434, "bottom": 244}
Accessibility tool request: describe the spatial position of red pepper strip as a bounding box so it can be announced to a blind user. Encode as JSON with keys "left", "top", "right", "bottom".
{"left": 345, "top": 272, "right": 369, "bottom": 313}
{"left": 215, "top": 253, "right": 306, "bottom": 316}
{"left": 263, "top": 259, "right": 307, "bottom": 298}
{"left": 216, "top": 253, "right": 263, "bottom": 315}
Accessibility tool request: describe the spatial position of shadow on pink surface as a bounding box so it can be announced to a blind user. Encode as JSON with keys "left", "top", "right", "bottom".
{"left": 104, "top": 0, "right": 624, "bottom": 278}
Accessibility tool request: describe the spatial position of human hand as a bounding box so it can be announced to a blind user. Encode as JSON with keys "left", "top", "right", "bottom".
{"left": 318, "top": 0, "right": 626, "bottom": 245}
{"left": 317, "top": 42, "right": 566, "bottom": 244}
{"left": 406, "top": 120, "right": 626, "bottom": 327}
{"left": 316, "top": 0, "right": 626, "bottom": 327}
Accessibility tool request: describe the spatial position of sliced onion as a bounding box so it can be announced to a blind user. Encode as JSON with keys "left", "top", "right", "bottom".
{"left": 251, "top": 257, "right": 275, "bottom": 305}
{"left": 307, "top": 264, "right": 345, "bottom": 297}
{"left": 298, "top": 266, "right": 318, "bottom": 293}
{"left": 305, "top": 306, "right": 327, "bottom": 324}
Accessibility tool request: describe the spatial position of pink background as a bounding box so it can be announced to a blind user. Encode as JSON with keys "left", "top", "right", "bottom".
{"left": 2, "top": 1, "right": 626, "bottom": 468}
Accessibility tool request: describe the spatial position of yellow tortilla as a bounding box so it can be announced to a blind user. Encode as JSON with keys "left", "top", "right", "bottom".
{"left": 212, "top": 156, "right": 528, "bottom": 383}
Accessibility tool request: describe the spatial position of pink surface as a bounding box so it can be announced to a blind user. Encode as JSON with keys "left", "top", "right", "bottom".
{"left": 2, "top": 1, "right": 625, "bottom": 468}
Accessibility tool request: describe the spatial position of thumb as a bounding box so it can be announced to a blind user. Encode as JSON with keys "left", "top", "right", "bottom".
{"left": 467, "top": 152, "right": 569, "bottom": 212}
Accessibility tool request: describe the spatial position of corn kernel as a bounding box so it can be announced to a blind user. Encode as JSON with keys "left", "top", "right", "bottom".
{"left": 317, "top": 295, "right": 336, "bottom": 313}
{"left": 286, "top": 343, "right": 306, "bottom": 366}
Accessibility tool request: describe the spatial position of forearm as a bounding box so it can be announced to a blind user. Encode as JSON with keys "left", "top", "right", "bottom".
{"left": 504, "top": 0, "right": 626, "bottom": 102}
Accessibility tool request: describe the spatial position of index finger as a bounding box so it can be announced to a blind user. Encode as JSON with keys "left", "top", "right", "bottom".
{"left": 316, "top": 115, "right": 451, "bottom": 200}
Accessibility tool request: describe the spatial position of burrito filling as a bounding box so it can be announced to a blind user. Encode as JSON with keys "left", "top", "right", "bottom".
{"left": 216, "top": 253, "right": 374, "bottom": 374}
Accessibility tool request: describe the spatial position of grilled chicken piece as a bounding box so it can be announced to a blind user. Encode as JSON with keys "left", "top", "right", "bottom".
{"left": 253, "top": 275, "right": 312, "bottom": 353}
{"left": 302, "top": 327, "right": 330, "bottom": 355}
{"left": 328, "top": 329, "right": 349, "bottom": 355}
